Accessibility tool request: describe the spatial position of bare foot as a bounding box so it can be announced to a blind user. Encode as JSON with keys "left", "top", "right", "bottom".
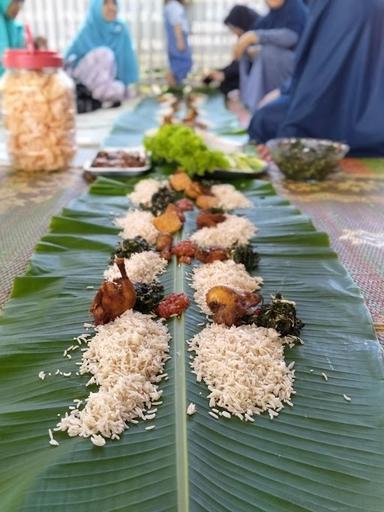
{"left": 166, "top": 71, "right": 177, "bottom": 88}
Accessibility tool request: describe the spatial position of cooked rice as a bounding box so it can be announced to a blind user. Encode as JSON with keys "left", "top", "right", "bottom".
{"left": 91, "top": 435, "right": 106, "bottom": 447}
{"left": 187, "top": 403, "right": 196, "bottom": 415}
{"left": 191, "top": 259, "right": 263, "bottom": 314}
{"left": 115, "top": 209, "right": 159, "bottom": 244}
{"left": 128, "top": 179, "right": 169, "bottom": 207}
{"left": 104, "top": 251, "right": 167, "bottom": 284}
{"left": 191, "top": 214, "right": 256, "bottom": 249}
{"left": 188, "top": 324, "right": 295, "bottom": 419}
{"left": 211, "top": 184, "right": 252, "bottom": 210}
{"left": 57, "top": 310, "right": 170, "bottom": 443}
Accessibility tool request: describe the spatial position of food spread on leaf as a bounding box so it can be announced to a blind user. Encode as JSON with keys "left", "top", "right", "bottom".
{"left": 50, "top": 116, "right": 304, "bottom": 447}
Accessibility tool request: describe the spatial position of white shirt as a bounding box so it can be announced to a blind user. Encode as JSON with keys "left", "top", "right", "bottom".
{"left": 164, "top": 1, "right": 189, "bottom": 33}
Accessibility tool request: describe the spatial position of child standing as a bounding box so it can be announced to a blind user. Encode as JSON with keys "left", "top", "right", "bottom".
{"left": 164, "top": 0, "right": 192, "bottom": 87}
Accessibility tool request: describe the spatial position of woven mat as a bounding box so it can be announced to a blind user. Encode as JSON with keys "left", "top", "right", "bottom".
{"left": 269, "top": 159, "right": 384, "bottom": 342}
{"left": 0, "top": 101, "right": 136, "bottom": 306}
{"left": 0, "top": 164, "right": 87, "bottom": 306}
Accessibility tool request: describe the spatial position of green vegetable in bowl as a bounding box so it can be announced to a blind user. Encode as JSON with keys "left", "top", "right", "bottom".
{"left": 267, "top": 138, "right": 349, "bottom": 181}
{"left": 144, "top": 124, "right": 230, "bottom": 177}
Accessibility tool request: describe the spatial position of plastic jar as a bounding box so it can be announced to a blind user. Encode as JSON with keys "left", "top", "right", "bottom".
{"left": 1, "top": 49, "right": 76, "bottom": 172}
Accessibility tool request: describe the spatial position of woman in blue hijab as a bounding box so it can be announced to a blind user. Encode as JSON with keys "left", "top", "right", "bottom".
{"left": 248, "top": 0, "right": 384, "bottom": 156}
{"left": 65, "top": 0, "right": 138, "bottom": 104}
{"left": 0, "top": 0, "right": 24, "bottom": 75}
{"left": 234, "top": 0, "right": 308, "bottom": 113}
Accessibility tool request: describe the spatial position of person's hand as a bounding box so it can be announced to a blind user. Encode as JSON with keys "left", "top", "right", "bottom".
{"left": 250, "top": 144, "right": 273, "bottom": 163}
{"left": 210, "top": 70, "right": 225, "bottom": 83}
{"left": 233, "top": 31, "right": 258, "bottom": 60}
{"left": 177, "top": 40, "right": 186, "bottom": 52}
{"left": 256, "top": 144, "right": 272, "bottom": 162}
{"left": 174, "top": 25, "right": 186, "bottom": 52}
{"left": 246, "top": 45, "right": 260, "bottom": 62}
{"left": 257, "top": 89, "right": 281, "bottom": 109}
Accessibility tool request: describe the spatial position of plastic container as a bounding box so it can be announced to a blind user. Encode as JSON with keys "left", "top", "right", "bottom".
{"left": 1, "top": 49, "right": 76, "bottom": 172}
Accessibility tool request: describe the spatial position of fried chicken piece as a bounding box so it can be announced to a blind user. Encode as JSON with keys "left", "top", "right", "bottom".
{"left": 195, "top": 247, "right": 229, "bottom": 264}
{"left": 153, "top": 204, "right": 183, "bottom": 234}
{"left": 170, "top": 172, "right": 193, "bottom": 192}
{"left": 156, "top": 233, "right": 173, "bottom": 261}
{"left": 196, "top": 195, "right": 220, "bottom": 210}
{"left": 156, "top": 233, "right": 173, "bottom": 251}
{"left": 196, "top": 209, "right": 226, "bottom": 229}
{"left": 91, "top": 258, "right": 137, "bottom": 326}
{"left": 185, "top": 181, "right": 206, "bottom": 200}
{"left": 206, "top": 286, "right": 262, "bottom": 327}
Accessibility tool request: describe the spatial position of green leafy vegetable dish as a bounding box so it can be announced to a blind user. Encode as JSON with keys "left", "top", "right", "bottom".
{"left": 267, "top": 138, "right": 349, "bottom": 181}
{"left": 144, "top": 124, "right": 266, "bottom": 177}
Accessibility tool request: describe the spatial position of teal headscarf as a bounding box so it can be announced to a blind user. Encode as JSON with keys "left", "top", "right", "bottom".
{"left": 65, "top": 0, "right": 139, "bottom": 85}
{"left": 0, "top": 0, "right": 25, "bottom": 75}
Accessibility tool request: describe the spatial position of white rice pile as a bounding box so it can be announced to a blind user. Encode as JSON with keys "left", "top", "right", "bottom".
{"left": 189, "top": 324, "right": 295, "bottom": 420}
{"left": 211, "top": 184, "right": 252, "bottom": 210}
{"left": 128, "top": 179, "right": 169, "bottom": 207}
{"left": 191, "top": 259, "right": 263, "bottom": 314}
{"left": 191, "top": 214, "right": 256, "bottom": 249}
{"left": 57, "top": 310, "right": 170, "bottom": 442}
{"left": 104, "top": 251, "right": 167, "bottom": 284}
{"left": 115, "top": 209, "right": 159, "bottom": 244}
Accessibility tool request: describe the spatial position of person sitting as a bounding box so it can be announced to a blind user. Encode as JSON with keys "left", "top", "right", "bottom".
{"left": 248, "top": 0, "right": 384, "bottom": 156}
{"left": 234, "top": 0, "right": 308, "bottom": 114}
{"left": 0, "top": 0, "right": 24, "bottom": 75}
{"left": 203, "top": 5, "right": 260, "bottom": 98}
{"left": 65, "top": 0, "right": 138, "bottom": 111}
{"left": 164, "top": 0, "right": 193, "bottom": 87}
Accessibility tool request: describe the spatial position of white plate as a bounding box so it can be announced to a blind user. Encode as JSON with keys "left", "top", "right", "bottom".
{"left": 83, "top": 147, "right": 152, "bottom": 177}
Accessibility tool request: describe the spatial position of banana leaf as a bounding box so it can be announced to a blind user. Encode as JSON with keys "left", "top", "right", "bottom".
{"left": 0, "top": 174, "right": 383, "bottom": 512}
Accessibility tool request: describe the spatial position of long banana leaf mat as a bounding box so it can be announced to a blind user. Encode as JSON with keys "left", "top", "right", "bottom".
{"left": 1, "top": 94, "right": 383, "bottom": 340}
{"left": 0, "top": 94, "right": 383, "bottom": 512}
{"left": 0, "top": 161, "right": 383, "bottom": 510}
